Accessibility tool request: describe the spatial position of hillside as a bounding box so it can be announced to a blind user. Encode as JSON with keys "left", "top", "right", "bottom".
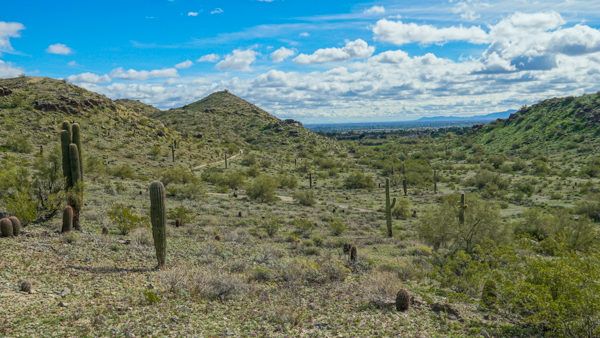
{"left": 152, "top": 90, "right": 339, "bottom": 155}
{"left": 475, "top": 92, "right": 600, "bottom": 153}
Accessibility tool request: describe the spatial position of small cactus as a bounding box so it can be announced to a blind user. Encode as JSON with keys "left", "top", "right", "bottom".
{"left": 150, "top": 181, "right": 167, "bottom": 268}
{"left": 396, "top": 289, "right": 411, "bottom": 312}
{"left": 402, "top": 178, "right": 408, "bottom": 196}
{"left": 385, "top": 178, "right": 396, "bottom": 238}
{"left": 8, "top": 216, "right": 21, "bottom": 236}
{"left": 62, "top": 206, "right": 74, "bottom": 233}
{"left": 459, "top": 193, "right": 467, "bottom": 225}
{"left": 0, "top": 218, "right": 13, "bottom": 237}
{"left": 349, "top": 245, "right": 357, "bottom": 263}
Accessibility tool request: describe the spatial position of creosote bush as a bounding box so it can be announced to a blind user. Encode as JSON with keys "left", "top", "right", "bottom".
{"left": 246, "top": 175, "right": 278, "bottom": 203}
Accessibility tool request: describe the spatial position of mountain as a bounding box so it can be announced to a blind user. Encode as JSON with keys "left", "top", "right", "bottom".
{"left": 474, "top": 92, "right": 600, "bottom": 152}
{"left": 152, "top": 90, "right": 340, "bottom": 154}
{"left": 416, "top": 110, "right": 516, "bottom": 123}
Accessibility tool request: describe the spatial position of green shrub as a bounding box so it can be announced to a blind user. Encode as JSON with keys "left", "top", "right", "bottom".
{"left": 108, "top": 204, "right": 146, "bottom": 235}
{"left": 167, "top": 206, "right": 195, "bottom": 227}
{"left": 161, "top": 166, "right": 198, "bottom": 187}
{"left": 246, "top": 175, "right": 278, "bottom": 203}
{"left": 108, "top": 164, "right": 136, "bottom": 179}
{"left": 277, "top": 173, "right": 297, "bottom": 189}
{"left": 344, "top": 172, "right": 374, "bottom": 189}
{"left": 293, "top": 190, "right": 315, "bottom": 206}
{"left": 392, "top": 197, "right": 411, "bottom": 219}
{"left": 329, "top": 218, "right": 347, "bottom": 236}
{"left": 5, "top": 134, "right": 33, "bottom": 153}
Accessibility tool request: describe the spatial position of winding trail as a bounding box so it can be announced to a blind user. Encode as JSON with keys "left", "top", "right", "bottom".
{"left": 192, "top": 150, "right": 244, "bottom": 171}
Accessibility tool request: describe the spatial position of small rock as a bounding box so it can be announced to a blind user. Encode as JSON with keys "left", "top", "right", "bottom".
{"left": 58, "top": 301, "right": 68, "bottom": 307}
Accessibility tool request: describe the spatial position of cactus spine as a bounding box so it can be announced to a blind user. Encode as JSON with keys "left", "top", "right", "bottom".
{"left": 60, "top": 122, "right": 84, "bottom": 230}
{"left": 62, "top": 206, "right": 74, "bottom": 233}
{"left": 385, "top": 178, "right": 396, "bottom": 238}
{"left": 459, "top": 193, "right": 467, "bottom": 225}
{"left": 150, "top": 181, "right": 167, "bottom": 268}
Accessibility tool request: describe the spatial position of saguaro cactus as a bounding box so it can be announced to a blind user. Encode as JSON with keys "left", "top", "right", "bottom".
{"left": 170, "top": 140, "right": 176, "bottom": 162}
{"left": 433, "top": 170, "right": 438, "bottom": 194}
{"left": 62, "top": 206, "right": 74, "bottom": 233}
{"left": 224, "top": 152, "right": 229, "bottom": 169}
{"left": 459, "top": 193, "right": 467, "bottom": 225}
{"left": 60, "top": 122, "right": 84, "bottom": 230}
{"left": 309, "top": 172, "right": 313, "bottom": 189}
{"left": 385, "top": 178, "right": 396, "bottom": 238}
{"left": 402, "top": 178, "right": 408, "bottom": 196}
{"left": 150, "top": 181, "right": 167, "bottom": 268}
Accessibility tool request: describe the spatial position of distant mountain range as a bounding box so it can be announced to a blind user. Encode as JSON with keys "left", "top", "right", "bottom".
{"left": 415, "top": 110, "right": 516, "bottom": 122}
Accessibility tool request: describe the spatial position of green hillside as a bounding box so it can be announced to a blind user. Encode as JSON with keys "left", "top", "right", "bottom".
{"left": 475, "top": 92, "right": 600, "bottom": 153}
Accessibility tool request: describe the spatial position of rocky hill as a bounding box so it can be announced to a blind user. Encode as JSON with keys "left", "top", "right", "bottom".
{"left": 474, "top": 92, "right": 600, "bottom": 153}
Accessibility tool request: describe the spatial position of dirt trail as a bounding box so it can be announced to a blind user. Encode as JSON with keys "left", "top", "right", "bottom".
{"left": 192, "top": 150, "right": 243, "bottom": 171}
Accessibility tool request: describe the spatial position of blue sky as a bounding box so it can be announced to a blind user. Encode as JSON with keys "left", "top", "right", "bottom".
{"left": 2, "top": 0, "right": 600, "bottom": 123}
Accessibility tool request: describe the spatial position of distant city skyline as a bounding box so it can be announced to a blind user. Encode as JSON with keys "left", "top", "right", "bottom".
{"left": 2, "top": 0, "right": 600, "bottom": 122}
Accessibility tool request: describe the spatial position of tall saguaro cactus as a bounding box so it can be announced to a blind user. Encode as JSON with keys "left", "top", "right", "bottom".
{"left": 60, "top": 122, "right": 84, "bottom": 230}
{"left": 385, "top": 178, "right": 396, "bottom": 238}
{"left": 402, "top": 178, "right": 408, "bottom": 196}
{"left": 150, "top": 181, "right": 167, "bottom": 268}
{"left": 433, "top": 170, "right": 438, "bottom": 194}
{"left": 459, "top": 193, "right": 467, "bottom": 225}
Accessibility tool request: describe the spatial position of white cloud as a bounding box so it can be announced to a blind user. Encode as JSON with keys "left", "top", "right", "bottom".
{"left": 197, "top": 54, "right": 220, "bottom": 62}
{"left": 452, "top": 1, "right": 481, "bottom": 21}
{"left": 294, "top": 39, "right": 375, "bottom": 64}
{"left": 47, "top": 43, "right": 73, "bottom": 55}
{"left": 216, "top": 49, "right": 257, "bottom": 71}
{"left": 364, "top": 5, "right": 385, "bottom": 15}
{"left": 373, "top": 19, "right": 489, "bottom": 45}
{"left": 175, "top": 60, "right": 193, "bottom": 69}
{"left": 110, "top": 67, "right": 178, "bottom": 80}
{"left": 187, "top": 11, "right": 199, "bottom": 17}
{"left": 299, "top": 32, "right": 310, "bottom": 38}
{"left": 271, "top": 47, "right": 296, "bottom": 62}
{"left": 0, "top": 21, "right": 25, "bottom": 53}
{"left": 67, "top": 72, "right": 111, "bottom": 84}
{"left": 0, "top": 59, "right": 23, "bottom": 78}
{"left": 210, "top": 8, "right": 224, "bottom": 15}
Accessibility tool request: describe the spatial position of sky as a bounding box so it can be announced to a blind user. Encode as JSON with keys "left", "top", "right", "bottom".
{"left": 2, "top": 1, "right": 600, "bottom": 123}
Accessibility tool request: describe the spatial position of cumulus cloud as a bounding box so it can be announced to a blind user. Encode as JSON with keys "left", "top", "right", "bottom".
{"left": 175, "top": 60, "right": 193, "bottom": 69}
{"left": 187, "top": 11, "right": 199, "bottom": 17}
{"left": 216, "top": 49, "right": 257, "bottom": 71}
{"left": 271, "top": 47, "right": 296, "bottom": 62}
{"left": 373, "top": 19, "right": 489, "bottom": 45}
{"left": 0, "top": 60, "right": 23, "bottom": 78}
{"left": 364, "top": 6, "right": 385, "bottom": 15}
{"left": 110, "top": 67, "right": 178, "bottom": 80}
{"left": 67, "top": 72, "right": 111, "bottom": 84}
{"left": 197, "top": 54, "right": 220, "bottom": 62}
{"left": 294, "top": 39, "right": 375, "bottom": 64}
{"left": 210, "top": 8, "right": 224, "bottom": 15}
{"left": 47, "top": 43, "right": 73, "bottom": 55}
{"left": 0, "top": 21, "right": 25, "bottom": 53}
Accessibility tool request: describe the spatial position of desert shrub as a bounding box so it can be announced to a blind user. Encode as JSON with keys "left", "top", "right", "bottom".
{"left": 167, "top": 206, "right": 195, "bottom": 226}
{"left": 391, "top": 197, "right": 411, "bottom": 219}
{"left": 361, "top": 271, "right": 405, "bottom": 308}
{"left": 246, "top": 175, "right": 278, "bottom": 203}
{"left": 293, "top": 190, "right": 315, "bottom": 206}
{"left": 240, "top": 153, "right": 257, "bottom": 166}
{"left": 280, "top": 256, "right": 349, "bottom": 285}
{"left": 166, "top": 182, "right": 204, "bottom": 199}
{"left": 5, "top": 134, "right": 32, "bottom": 153}
{"left": 467, "top": 170, "right": 508, "bottom": 191}
{"left": 329, "top": 218, "right": 347, "bottom": 236}
{"left": 417, "top": 194, "right": 508, "bottom": 253}
{"left": 277, "top": 173, "right": 297, "bottom": 189}
{"left": 4, "top": 190, "right": 37, "bottom": 225}
{"left": 108, "top": 164, "right": 136, "bottom": 179}
{"left": 344, "top": 172, "right": 374, "bottom": 189}
{"left": 161, "top": 166, "right": 198, "bottom": 187}
{"left": 435, "top": 249, "right": 489, "bottom": 296}
{"left": 581, "top": 156, "right": 600, "bottom": 178}
{"left": 262, "top": 217, "right": 282, "bottom": 237}
{"left": 85, "top": 155, "right": 107, "bottom": 177}
{"left": 531, "top": 159, "right": 551, "bottom": 176}
{"left": 108, "top": 204, "right": 146, "bottom": 235}
{"left": 574, "top": 194, "right": 600, "bottom": 222}
{"left": 293, "top": 218, "right": 315, "bottom": 238}
{"left": 219, "top": 170, "right": 246, "bottom": 190}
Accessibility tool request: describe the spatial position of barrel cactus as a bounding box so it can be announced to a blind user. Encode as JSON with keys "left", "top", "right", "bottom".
{"left": 396, "top": 289, "right": 411, "bottom": 312}
{"left": 8, "top": 216, "right": 21, "bottom": 236}
{"left": 150, "top": 181, "right": 167, "bottom": 268}
{"left": 0, "top": 218, "right": 13, "bottom": 237}
{"left": 62, "top": 206, "right": 74, "bottom": 233}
